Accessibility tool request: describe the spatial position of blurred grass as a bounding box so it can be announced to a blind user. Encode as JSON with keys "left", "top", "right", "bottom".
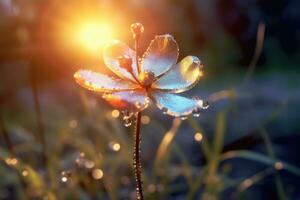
{"left": 1, "top": 88, "right": 300, "bottom": 199}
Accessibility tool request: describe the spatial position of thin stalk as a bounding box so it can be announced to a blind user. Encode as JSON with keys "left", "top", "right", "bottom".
{"left": 0, "top": 114, "right": 14, "bottom": 154}
{"left": 132, "top": 27, "right": 144, "bottom": 199}
{"left": 259, "top": 127, "right": 287, "bottom": 200}
{"left": 133, "top": 112, "right": 144, "bottom": 200}
{"left": 243, "top": 22, "right": 265, "bottom": 84}
{"left": 30, "top": 66, "right": 48, "bottom": 171}
{"left": 135, "top": 35, "right": 141, "bottom": 74}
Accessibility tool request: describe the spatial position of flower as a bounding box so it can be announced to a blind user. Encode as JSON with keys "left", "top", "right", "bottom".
{"left": 74, "top": 34, "right": 207, "bottom": 117}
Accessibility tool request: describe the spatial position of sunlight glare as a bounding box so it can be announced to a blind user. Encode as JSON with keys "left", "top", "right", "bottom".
{"left": 77, "top": 22, "right": 113, "bottom": 52}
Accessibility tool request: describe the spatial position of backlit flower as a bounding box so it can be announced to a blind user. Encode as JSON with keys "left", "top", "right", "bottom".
{"left": 74, "top": 33, "right": 207, "bottom": 117}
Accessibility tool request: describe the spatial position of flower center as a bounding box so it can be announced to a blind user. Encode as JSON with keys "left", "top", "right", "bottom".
{"left": 138, "top": 70, "right": 155, "bottom": 88}
{"left": 118, "top": 55, "right": 133, "bottom": 72}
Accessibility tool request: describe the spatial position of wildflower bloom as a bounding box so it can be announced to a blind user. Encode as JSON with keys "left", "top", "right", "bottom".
{"left": 74, "top": 28, "right": 206, "bottom": 117}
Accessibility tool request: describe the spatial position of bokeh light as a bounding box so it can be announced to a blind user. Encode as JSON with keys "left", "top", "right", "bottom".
{"left": 141, "top": 115, "right": 151, "bottom": 125}
{"left": 111, "top": 109, "right": 120, "bottom": 118}
{"left": 5, "top": 157, "right": 18, "bottom": 166}
{"left": 92, "top": 168, "right": 104, "bottom": 180}
{"left": 109, "top": 141, "right": 121, "bottom": 152}
{"left": 22, "top": 170, "right": 29, "bottom": 177}
{"left": 194, "top": 132, "right": 203, "bottom": 142}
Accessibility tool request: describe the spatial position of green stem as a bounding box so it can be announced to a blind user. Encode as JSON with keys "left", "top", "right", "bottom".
{"left": 30, "top": 66, "right": 48, "bottom": 172}
{"left": 0, "top": 114, "right": 14, "bottom": 154}
{"left": 133, "top": 112, "right": 143, "bottom": 200}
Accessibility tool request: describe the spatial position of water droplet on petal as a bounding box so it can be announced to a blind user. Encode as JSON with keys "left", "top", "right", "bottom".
{"left": 102, "top": 93, "right": 109, "bottom": 98}
{"left": 138, "top": 70, "right": 155, "bottom": 87}
{"left": 180, "top": 116, "right": 187, "bottom": 120}
{"left": 162, "top": 107, "right": 168, "bottom": 115}
{"left": 192, "top": 109, "right": 201, "bottom": 117}
{"left": 145, "top": 97, "right": 150, "bottom": 104}
{"left": 193, "top": 59, "right": 200, "bottom": 65}
{"left": 130, "top": 23, "right": 144, "bottom": 36}
{"left": 202, "top": 101, "right": 210, "bottom": 109}
{"left": 135, "top": 101, "right": 142, "bottom": 109}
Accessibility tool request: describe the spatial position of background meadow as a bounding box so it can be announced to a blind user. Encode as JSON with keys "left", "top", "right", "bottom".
{"left": 0, "top": 0, "right": 300, "bottom": 199}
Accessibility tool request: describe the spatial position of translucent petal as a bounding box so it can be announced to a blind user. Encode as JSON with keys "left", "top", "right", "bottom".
{"left": 74, "top": 70, "right": 139, "bottom": 92}
{"left": 141, "top": 34, "right": 179, "bottom": 77}
{"left": 152, "top": 56, "right": 202, "bottom": 93}
{"left": 103, "top": 40, "right": 138, "bottom": 82}
{"left": 151, "top": 92, "right": 203, "bottom": 117}
{"left": 102, "top": 90, "right": 150, "bottom": 112}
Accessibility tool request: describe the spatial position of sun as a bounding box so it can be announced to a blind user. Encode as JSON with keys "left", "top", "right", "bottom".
{"left": 77, "top": 22, "right": 113, "bottom": 52}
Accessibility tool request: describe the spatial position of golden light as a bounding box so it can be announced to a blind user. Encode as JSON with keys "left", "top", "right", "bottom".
{"left": 274, "top": 161, "right": 284, "bottom": 170}
{"left": 69, "top": 119, "right": 78, "bottom": 128}
{"left": 141, "top": 115, "right": 151, "bottom": 125}
{"left": 111, "top": 109, "right": 120, "bottom": 118}
{"left": 109, "top": 141, "right": 121, "bottom": 152}
{"left": 92, "top": 168, "right": 104, "bottom": 180}
{"left": 194, "top": 132, "right": 203, "bottom": 142}
{"left": 22, "top": 170, "right": 29, "bottom": 177}
{"left": 77, "top": 22, "right": 113, "bottom": 52}
{"left": 61, "top": 177, "right": 68, "bottom": 182}
{"left": 147, "top": 184, "right": 156, "bottom": 193}
{"left": 113, "top": 143, "right": 121, "bottom": 151}
{"left": 5, "top": 157, "right": 18, "bottom": 166}
{"left": 199, "top": 71, "right": 204, "bottom": 77}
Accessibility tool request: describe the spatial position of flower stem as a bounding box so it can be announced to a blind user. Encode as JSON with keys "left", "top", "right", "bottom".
{"left": 135, "top": 35, "right": 141, "bottom": 75}
{"left": 133, "top": 112, "right": 144, "bottom": 200}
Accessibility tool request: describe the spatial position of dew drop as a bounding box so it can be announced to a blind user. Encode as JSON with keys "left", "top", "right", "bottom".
{"left": 122, "top": 110, "right": 134, "bottom": 120}
{"left": 61, "top": 170, "right": 72, "bottom": 183}
{"left": 61, "top": 176, "right": 68, "bottom": 183}
{"left": 124, "top": 118, "right": 132, "bottom": 127}
{"left": 180, "top": 116, "right": 187, "bottom": 120}
{"left": 162, "top": 107, "right": 168, "bottom": 115}
{"left": 102, "top": 93, "right": 109, "bottom": 98}
{"left": 135, "top": 101, "right": 142, "bottom": 109}
{"left": 202, "top": 101, "right": 210, "bottom": 109}
{"left": 193, "top": 59, "right": 200, "bottom": 65}
{"left": 145, "top": 97, "right": 150, "bottom": 104}
{"left": 192, "top": 109, "right": 201, "bottom": 117}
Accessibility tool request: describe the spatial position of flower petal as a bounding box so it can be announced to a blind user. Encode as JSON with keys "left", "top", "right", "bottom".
{"left": 74, "top": 70, "right": 139, "bottom": 92}
{"left": 141, "top": 34, "right": 179, "bottom": 77}
{"left": 103, "top": 40, "right": 138, "bottom": 82}
{"left": 102, "top": 90, "right": 150, "bottom": 112}
{"left": 152, "top": 56, "right": 203, "bottom": 93}
{"left": 151, "top": 91, "right": 203, "bottom": 117}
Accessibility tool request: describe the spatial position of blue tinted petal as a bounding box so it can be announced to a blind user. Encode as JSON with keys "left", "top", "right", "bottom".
{"left": 74, "top": 70, "right": 139, "bottom": 92}
{"left": 152, "top": 56, "right": 203, "bottom": 93}
{"left": 103, "top": 90, "right": 150, "bottom": 112}
{"left": 103, "top": 40, "right": 139, "bottom": 82}
{"left": 141, "top": 34, "right": 179, "bottom": 77}
{"left": 151, "top": 91, "right": 203, "bottom": 117}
